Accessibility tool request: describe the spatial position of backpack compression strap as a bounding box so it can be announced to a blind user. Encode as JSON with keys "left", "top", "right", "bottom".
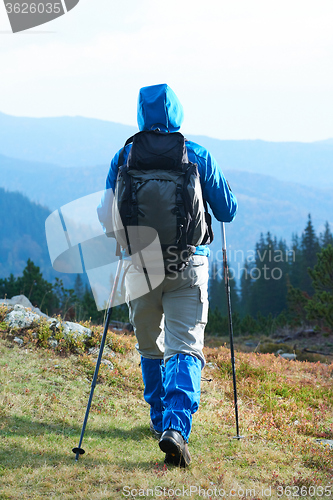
{"left": 118, "top": 135, "right": 135, "bottom": 167}
{"left": 201, "top": 199, "right": 214, "bottom": 245}
{"left": 183, "top": 139, "right": 214, "bottom": 246}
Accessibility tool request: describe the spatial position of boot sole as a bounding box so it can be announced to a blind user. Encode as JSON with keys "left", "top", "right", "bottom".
{"left": 159, "top": 435, "right": 190, "bottom": 467}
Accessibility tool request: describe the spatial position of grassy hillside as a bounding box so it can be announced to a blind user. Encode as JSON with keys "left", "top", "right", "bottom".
{"left": 0, "top": 306, "right": 332, "bottom": 499}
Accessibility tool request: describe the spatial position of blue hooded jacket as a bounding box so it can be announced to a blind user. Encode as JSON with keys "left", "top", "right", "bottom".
{"left": 99, "top": 83, "right": 238, "bottom": 256}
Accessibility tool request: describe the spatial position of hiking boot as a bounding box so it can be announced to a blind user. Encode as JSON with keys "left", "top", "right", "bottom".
{"left": 150, "top": 420, "right": 162, "bottom": 440}
{"left": 159, "top": 429, "right": 191, "bottom": 467}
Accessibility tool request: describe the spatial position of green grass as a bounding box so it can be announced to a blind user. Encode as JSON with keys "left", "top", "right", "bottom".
{"left": 0, "top": 316, "right": 332, "bottom": 499}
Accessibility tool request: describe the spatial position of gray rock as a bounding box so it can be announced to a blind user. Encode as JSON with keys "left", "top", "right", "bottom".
{"left": 62, "top": 321, "right": 92, "bottom": 339}
{"left": 30, "top": 307, "right": 49, "bottom": 319}
{"left": 280, "top": 353, "right": 297, "bottom": 361}
{"left": 93, "top": 358, "right": 114, "bottom": 370}
{"left": 88, "top": 346, "right": 115, "bottom": 357}
{"left": 316, "top": 439, "right": 333, "bottom": 449}
{"left": 13, "top": 337, "right": 24, "bottom": 345}
{"left": 2, "top": 295, "right": 93, "bottom": 344}
{"left": 0, "top": 295, "right": 49, "bottom": 318}
{"left": 47, "top": 318, "right": 59, "bottom": 330}
{"left": 48, "top": 339, "right": 58, "bottom": 348}
{"left": 88, "top": 347, "right": 99, "bottom": 355}
{"left": 5, "top": 305, "right": 41, "bottom": 329}
{"left": 101, "top": 359, "right": 113, "bottom": 367}
{"left": 3, "top": 295, "right": 33, "bottom": 308}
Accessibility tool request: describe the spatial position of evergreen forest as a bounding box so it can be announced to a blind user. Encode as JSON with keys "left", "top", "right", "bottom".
{"left": 208, "top": 214, "right": 333, "bottom": 335}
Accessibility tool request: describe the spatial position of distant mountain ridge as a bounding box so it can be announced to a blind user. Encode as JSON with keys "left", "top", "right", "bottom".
{"left": 1, "top": 111, "right": 333, "bottom": 281}
{"left": 1, "top": 111, "right": 333, "bottom": 189}
{"left": 0, "top": 112, "right": 136, "bottom": 168}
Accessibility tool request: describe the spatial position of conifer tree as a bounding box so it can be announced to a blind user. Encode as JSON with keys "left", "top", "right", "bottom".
{"left": 300, "top": 214, "right": 320, "bottom": 295}
{"left": 74, "top": 274, "right": 85, "bottom": 300}
{"left": 81, "top": 285, "right": 104, "bottom": 324}
{"left": 17, "top": 259, "right": 57, "bottom": 313}
{"left": 239, "top": 260, "right": 253, "bottom": 317}
{"left": 208, "top": 260, "right": 223, "bottom": 312}
{"left": 207, "top": 258, "right": 240, "bottom": 333}
{"left": 306, "top": 244, "right": 333, "bottom": 331}
{"left": 273, "top": 237, "right": 289, "bottom": 313}
{"left": 319, "top": 221, "right": 333, "bottom": 248}
{"left": 288, "top": 233, "right": 302, "bottom": 289}
{"left": 286, "top": 284, "right": 309, "bottom": 326}
{"left": 0, "top": 274, "right": 18, "bottom": 300}
{"left": 246, "top": 233, "right": 288, "bottom": 317}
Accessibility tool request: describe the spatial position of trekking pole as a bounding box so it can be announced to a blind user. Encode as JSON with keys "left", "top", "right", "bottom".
{"left": 221, "top": 222, "right": 243, "bottom": 440}
{"left": 72, "top": 255, "right": 123, "bottom": 461}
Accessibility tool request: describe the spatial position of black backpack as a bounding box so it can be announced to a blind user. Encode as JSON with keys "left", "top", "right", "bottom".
{"left": 112, "top": 130, "right": 213, "bottom": 272}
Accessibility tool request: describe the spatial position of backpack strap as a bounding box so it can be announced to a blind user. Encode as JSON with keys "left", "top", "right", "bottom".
{"left": 118, "top": 135, "right": 135, "bottom": 167}
{"left": 201, "top": 199, "right": 214, "bottom": 245}
{"left": 183, "top": 140, "right": 214, "bottom": 246}
{"left": 175, "top": 183, "right": 188, "bottom": 252}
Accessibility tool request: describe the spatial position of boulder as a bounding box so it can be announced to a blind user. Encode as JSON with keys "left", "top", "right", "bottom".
{"left": 1, "top": 295, "right": 93, "bottom": 344}
{"left": 62, "top": 321, "right": 92, "bottom": 339}
{"left": 0, "top": 295, "right": 49, "bottom": 318}
{"left": 47, "top": 318, "right": 60, "bottom": 330}
{"left": 280, "top": 353, "right": 297, "bottom": 361}
{"left": 88, "top": 346, "right": 115, "bottom": 357}
{"left": 92, "top": 358, "right": 114, "bottom": 370}
{"left": 1, "top": 294, "right": 33, "bottom": 308}
{"left": 316, "top": 439, "right": 333, "bottom": 449}
{"left": 5, "top": 305, "right": 41, "bottom": 329}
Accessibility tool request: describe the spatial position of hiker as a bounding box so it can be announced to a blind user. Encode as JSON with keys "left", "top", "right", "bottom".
{"left": 98, "top": 83, "right": 237, "bottom": 467}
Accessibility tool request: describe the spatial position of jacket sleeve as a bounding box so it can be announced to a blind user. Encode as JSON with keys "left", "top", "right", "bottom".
{"left": 106, "top": 148, "right": 122, "bottom": 191}
{"left": 97, "top": 148, "right": 123, "bottom": 233}
{"left": 187, "top": 142, "right": 238, "bottom": 223}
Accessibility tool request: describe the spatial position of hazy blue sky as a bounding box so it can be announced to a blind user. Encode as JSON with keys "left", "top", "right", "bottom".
{"left": 0, "top": 0, "right": 332, "bottom": 142}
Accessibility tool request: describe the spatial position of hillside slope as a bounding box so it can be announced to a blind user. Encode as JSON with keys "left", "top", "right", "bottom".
{"left": 0, "top": 188, "right": 72, "bottom": 285}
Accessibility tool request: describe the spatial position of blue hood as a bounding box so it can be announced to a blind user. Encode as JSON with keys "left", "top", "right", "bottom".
{"left": 137, "top": 84, "right": 184, "bottom": 132}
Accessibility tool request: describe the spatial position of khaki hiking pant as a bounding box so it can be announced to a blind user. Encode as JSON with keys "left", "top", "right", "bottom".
{"left": 125, "top": 255, "right": 209, "bottom": 368}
